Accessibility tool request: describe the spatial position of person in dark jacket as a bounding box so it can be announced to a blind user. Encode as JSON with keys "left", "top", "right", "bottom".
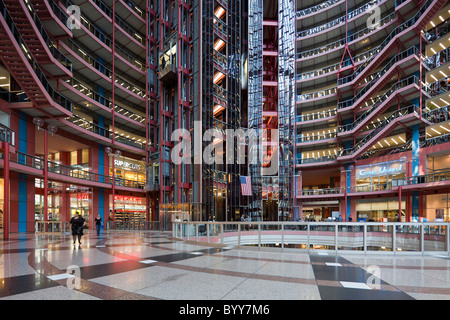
{"left": 95, "top": 215, "right": 102, "bottom": 236}
{"left": 70, "top": 212, "right": 85, "bottom": 246}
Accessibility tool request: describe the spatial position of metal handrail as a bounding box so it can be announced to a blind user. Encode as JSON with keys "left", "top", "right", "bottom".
{"left": 172, "top": 221, "right": 450, "bottom": 254}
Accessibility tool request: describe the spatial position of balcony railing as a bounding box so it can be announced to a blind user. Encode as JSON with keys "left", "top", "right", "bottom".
{"left": 24, "top": 0, "right": 72, "bottom": 72}
{"left": 297, "top": 0, "right": 386, "bottom": 38}
{"left": 0, "top": 0, "right": 72, "bottom": 112}
{"left": 338, "top": 46, "right": 419, "bottom": 87}
{"left": 297, "top": 109, "right": 337, "bottom": 123}
{"left": 66, "top": 114, "right": 145, "bottom": 150}
{"left": 338, "top": 75, "right": 420, "bottom": 113}
{"left": 297, "top": 12, "right": 396, "bottom": 60}
{"left": 426, "top": 76, "right": 450, "bottom": 97}
{"left": 296, "top": 154, "right": 337, "bottom": 165}
{"left": 297, "top": 131, "right": 337, "bottom": 143}
{"left": 297, "top": 86, "right": 337, "bottom": 102}
{"left": 296, "top": 0, "right": 341, "bottom": 18}
{"left": 338, "top": 105, "right": 419, "bottom": 157}
{"left": 64, "top": 77, "right": 145, "bottom": 124}
{"left": 172, "top": 221, "right": 450, "bottom": 253}
{"left": 3, "top": 150, "right": 146, "bottom": 188}
{"left": 297, "top": 46, "right": 379, "bottom": 81}
{"left": 348, "top": 0, "right": 436, "bottom": 83}
{"left": 0, "top": 123, "right": 15, "bottom": 146}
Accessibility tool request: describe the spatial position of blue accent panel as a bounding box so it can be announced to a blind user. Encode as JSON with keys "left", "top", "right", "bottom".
{"left": 98, "top": 56, "right": 104, "bottom": 73}
{"left": 346, "top": 164, "right": 352, "bottom": 218}
{"left": 412, "top": 124, "right": 420, "bottom": 176}
{"left": 99, "top": 144, "right": 105, "bottom": 183}
{"left": 346, "top": 163, "right": 351, "bottom": 191}
{"left": 411, "top": 97, "right": 420, "bottom": 107}
{"left": 18, "top": 180, "right": 27, "bottom": 232}
{"left": 345, "top": 140, "right": 352, "bottom": 149}
{"left": 98, "top": 85, "right": 105, "bottom": 105}
{"left": 411, "top": 191, "right": 419, "bottom": 222}
{"left": 18, "top": 112, "right": 27, "bottom": 165}
{"left": 98, "top": 188, "right": 104, "bottom": 228}
{"left": 98, "top": 115, "right": 104, "bottom": 128}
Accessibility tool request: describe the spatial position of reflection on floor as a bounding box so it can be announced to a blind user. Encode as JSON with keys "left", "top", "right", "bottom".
{"left": 0, "top": 230, "right": 449, "bottom": 300}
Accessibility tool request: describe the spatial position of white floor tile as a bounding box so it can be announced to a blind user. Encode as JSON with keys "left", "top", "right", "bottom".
{"left": 340, "top": 281, "right": 371, "bottom": 290}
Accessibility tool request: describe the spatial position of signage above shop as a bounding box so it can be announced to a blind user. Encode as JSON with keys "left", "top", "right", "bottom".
{"left": 356, "top": 161, "right": 405, "bottom": 179}
{"left": 114, "top": 159, "right": 142, "bottom": 171}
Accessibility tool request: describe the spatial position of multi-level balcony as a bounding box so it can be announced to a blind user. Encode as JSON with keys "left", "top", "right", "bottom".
{"left": 4, "top": 0, "right": 73, "bottom": 78}
{"left": 0, "top": 0, "right": 72, "bottom": 117}
{"left": 32, "top": 0, "right": 73, "bottom": 39}
{"left": 0, "top": 150, "right": 146, "bottom": 190}
{"left": 338, "top": 76, "right": 428, "bottom": 135}
{"left": 341, "top": 0, "right": 448, "bottom": 90}
{"left": 338, "top": 105, "right": 431, "bottom": 161}
{"left": 296, "top": 12, "right": 397, "bottom": 64}
{"left": 59, "top": 77, "right": 145, "bottom": 128}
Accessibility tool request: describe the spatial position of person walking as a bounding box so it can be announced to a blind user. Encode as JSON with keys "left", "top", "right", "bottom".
{"left": 70, "top": 212, "right": 85, "bottom": 246}
{"left": 95, "top": 215, "right": 102, "bottom": 237}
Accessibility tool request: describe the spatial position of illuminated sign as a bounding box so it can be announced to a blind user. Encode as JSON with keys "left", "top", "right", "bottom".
{"left": 356, "top": 161, "right": 405, "bottom": 179}
{"left": 114, "top": 159, "right": 142, "bottom": 171}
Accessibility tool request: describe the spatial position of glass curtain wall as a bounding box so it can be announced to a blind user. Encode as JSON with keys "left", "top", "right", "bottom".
{"left": 277, "top": 0, "right": 295, "bottom": 221}
{"left": 248, "top": 0, "right": 264, "bottom": 220}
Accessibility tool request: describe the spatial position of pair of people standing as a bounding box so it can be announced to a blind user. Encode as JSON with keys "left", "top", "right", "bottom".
{"left": 70, "top": 213, "right": 103, "bottom": 246}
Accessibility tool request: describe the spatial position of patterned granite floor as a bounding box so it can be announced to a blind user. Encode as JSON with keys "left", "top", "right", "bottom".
{"left": 0, "top": 230, "right": 449, "bottom": 303}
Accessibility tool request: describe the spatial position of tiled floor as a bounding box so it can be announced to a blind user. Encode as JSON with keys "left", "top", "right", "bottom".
{"left": 0, "top": 230, "right": 449, "bottom": 300}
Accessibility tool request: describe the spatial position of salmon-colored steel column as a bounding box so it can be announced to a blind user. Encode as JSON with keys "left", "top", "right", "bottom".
{"left": 3, "top": 142, "right": 9, "bottom": 240}
{"left": 111, "top": 0, "right": 116, "bottom": 220}
{"left": 44, "top": 130, "right": 48, "bottom": 227}
{"left": 145, "top": 0, "right": 150, "bottom": 222}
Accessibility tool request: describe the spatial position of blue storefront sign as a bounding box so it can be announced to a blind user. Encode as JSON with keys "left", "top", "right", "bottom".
{"left": 356, "top": 161, "right": 405, "bottom": 179}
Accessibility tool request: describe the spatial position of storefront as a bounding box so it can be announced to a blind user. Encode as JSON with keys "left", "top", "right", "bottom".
{"left": 355, "top": 160, "right": 406, "bottom": 191}
{"left": 426, "top": 193, "right": 450, "bottom": 222}
{"left": 355, "top": 198, "right": 406, "bottom": 222}
{"left": 34, "top": 179, "right": 92, "bottom": 223}
{"left": 302, "top": 201, "right": 340, "bottom": 221}
{"left": 110, "top": 156, "right": 145, "bottom": 187}
{"left": 112, "top": 195, "right": 146, "bottom": 222}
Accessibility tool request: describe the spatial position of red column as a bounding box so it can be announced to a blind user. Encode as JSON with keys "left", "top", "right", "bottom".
{"left": 3, "top": 142, "right": 9, "bottom": 240}
{"left": 43, "top": 130, "right": 48, "bottom": 224}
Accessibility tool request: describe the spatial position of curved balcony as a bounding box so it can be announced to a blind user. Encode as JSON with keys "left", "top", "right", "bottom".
{"left": 296, "top": 47, "right": 379, "bottom": 86}
{"left": 0, "top": 0, "right": 72, "bottom": 117}
{"left": 61, "top": 115, "right": 146, "bottom": 154}
{"left": 342, "top": 0, "right": 448, "bottom": 89}
{"left": 296, "top": 0, "right": 342, "bottom": 19}
{"left": 296, "top": 154, "right": 338, "bottom": 167}
{"left": 32, "top": 0, "right": 73, "bottom": 39}
{"left": 4, "top": 0, "right": 72, "bottom": 77}
{"left": 338, "top": 105, "right": 426, "bottom": 161}
{"left": 296, "top": 12, "right": 396, "bottom": 62}
{"left": 337, "top": 47, "right": 422, "bottom": 112}
{"left": 338, "top": 75, "right": 422, "bottom": 114}
{"left": 297, "top": 0, "right": 389, "bottom": 40}
{"left": 296, "top": 86, "right": 337, "bottom": 106}
{"left": 296, "top": 131, "right": 337, "bottom": 146}
{"left": 296, "top": 109, "right": 337, "bottom": 125}
{"left": 60, "top": 77, "right": 145, "bottom": 128}
{"left": 2, "top": 150, "right": 146, "bottom": 190}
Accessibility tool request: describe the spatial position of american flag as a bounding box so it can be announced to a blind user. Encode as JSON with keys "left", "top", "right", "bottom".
{"left": 240, "top": 176, "right": 252, "bottom": 196}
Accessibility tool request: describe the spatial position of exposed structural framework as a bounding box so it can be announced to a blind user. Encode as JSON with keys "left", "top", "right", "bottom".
{"left": 0, "top": 0, "right": 449, "bottom": 240}
{"left": 294, "top": 0, "right": 449, "bottom": 223}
